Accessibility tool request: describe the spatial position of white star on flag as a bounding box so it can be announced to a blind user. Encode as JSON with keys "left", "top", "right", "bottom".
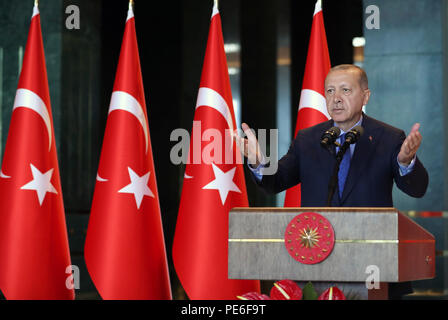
{"left": 21, "top": 164, "right": 58, "bottom": 206}
{"left": 118, "top": 167, "right": 154, "bottom": 209}
{"left": 202, "top": 163, "right": 241, "bottom": 205}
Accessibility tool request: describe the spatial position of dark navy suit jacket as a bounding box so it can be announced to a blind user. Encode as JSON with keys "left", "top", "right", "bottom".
{"left": 255, "top": 114, "right": 428, "bottom": 206}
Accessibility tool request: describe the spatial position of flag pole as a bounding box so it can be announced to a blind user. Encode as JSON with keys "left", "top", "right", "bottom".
{"left": 35, "top": 0, "right": 38, "bottom": 7}
{"left": 129, "top": 0, "right": 134, "bottom": 10}
{"left": 214, "top": 0, "right": 218, "bottom": 9}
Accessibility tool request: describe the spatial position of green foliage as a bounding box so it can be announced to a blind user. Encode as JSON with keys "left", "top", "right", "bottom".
{"left": 302, "top": 282, "right": 318, "bottom": 300}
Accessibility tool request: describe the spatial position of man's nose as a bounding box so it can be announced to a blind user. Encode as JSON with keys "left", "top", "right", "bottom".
{"left": 333, "top": 92, "right": 342, "bottom": 104}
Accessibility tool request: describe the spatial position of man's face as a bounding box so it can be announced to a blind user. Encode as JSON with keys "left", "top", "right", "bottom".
{"left": 324, "top": 69, "right": 370, "bottom": 130}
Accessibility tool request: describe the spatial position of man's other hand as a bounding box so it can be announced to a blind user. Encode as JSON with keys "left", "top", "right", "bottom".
{"left": 398, "top": 123, "right": 422, "bottom": 166}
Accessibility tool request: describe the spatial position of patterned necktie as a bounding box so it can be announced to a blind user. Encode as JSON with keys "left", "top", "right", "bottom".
{"left": 338, "top": 133, "right": 351, "bottom": 198}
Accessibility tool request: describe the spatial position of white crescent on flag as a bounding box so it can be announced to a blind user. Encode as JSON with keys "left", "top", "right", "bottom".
{"left": 0, "top": 170, "right": 11, "bottom": 179}
{"left": 184, "top": 87, "right": 235, "bottom": 181}
{"left": 96, "top": 174, "right": 108, "bottom": 182}
{"left": 298, "top": 88, "right": 331, "bottom": 120}
{"left": 195, "top": 87, "right": 235, "bottom": 137}
{"left": 13, "top": 88, "right": 53, "bottom": 151}
{"left": 109, "top": 91, "right": 149, "bottom": 154}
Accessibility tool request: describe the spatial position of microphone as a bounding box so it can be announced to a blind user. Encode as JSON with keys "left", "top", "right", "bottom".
{"left": 320, "top": 126, "right": 341, "bottom": 149}
{"left": 343, "top": 126, "right": 364, "bottom": 145}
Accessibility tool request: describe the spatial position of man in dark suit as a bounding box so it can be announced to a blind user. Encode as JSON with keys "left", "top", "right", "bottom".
{"left": 234, "top": 64, "right": 429, "bottom": 298}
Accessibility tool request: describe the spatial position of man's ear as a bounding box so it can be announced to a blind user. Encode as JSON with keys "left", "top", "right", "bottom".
{"left": 363, "top": 89, "right": 371, "bottom": 106}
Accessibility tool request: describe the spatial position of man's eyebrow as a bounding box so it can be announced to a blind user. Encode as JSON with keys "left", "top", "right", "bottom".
{"left": 325, "top": 83, "right": 351, "bottom": 88}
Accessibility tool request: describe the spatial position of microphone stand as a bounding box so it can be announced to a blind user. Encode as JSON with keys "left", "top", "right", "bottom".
{"left": 326, "top": 141, "right": 350, "bottom": 207}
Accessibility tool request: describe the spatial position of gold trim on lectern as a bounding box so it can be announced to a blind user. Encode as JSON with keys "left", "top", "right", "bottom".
{"left": 228, "top": 238, "right": 401, "bottom": 244}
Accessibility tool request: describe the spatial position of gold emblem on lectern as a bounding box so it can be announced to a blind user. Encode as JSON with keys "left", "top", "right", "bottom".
{"left": 284, "top": 212, "right": 335, "bottom": 265}
{"left": 298, "top": 226, "right": 321, "bottom": 248}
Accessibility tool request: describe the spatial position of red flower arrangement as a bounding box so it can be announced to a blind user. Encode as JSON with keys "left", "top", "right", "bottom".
{"left": 238, "top": 280, "right": 345, "bottom": 300}
{"left": 318, "top": 286, "right": 346, "bottom": 300}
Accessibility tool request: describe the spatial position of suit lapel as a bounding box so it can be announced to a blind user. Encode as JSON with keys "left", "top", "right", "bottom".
{"left": 316, "top": 120, "right": 337, "bottom": 172}
{"left": 340, "top": 115, "right": 384, "bottom": 204}
{"left": 313, "top": 120, "right": 342, "bottom": 206}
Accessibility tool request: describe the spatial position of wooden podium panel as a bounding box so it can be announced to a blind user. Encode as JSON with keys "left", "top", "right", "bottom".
{"left": 228, "top": 207, "right": 435, "bottom": 284}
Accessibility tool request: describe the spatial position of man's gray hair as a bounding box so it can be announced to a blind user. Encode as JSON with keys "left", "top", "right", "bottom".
{"left": 329, "top": 64, "right": 368, "bottom": 89}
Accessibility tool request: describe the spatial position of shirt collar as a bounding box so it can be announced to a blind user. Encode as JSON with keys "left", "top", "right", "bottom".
{"left": 336, "top": 115, "right": 363, "bottom": 136}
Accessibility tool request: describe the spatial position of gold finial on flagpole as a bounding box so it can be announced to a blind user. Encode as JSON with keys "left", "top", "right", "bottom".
{"left": 129, "top": 0, "right": 134, "bottom": 10}
{"left": 35, "top": 0, "right": 39, "bottom": 7}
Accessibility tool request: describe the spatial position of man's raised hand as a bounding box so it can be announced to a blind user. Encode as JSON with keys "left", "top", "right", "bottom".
{"left": 233, "top": 123, "right": 265, "bottom": 168}
{"left": 398, "top": 123, "right": 422, "bottom": 166}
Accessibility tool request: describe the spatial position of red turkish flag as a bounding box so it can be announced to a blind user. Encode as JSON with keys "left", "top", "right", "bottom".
{"left": 0, "top": 5, "right": 74, "bottom": 300}
{"left": 84, "top": 7, "right": 171, "bottom": 300}
{"left": 284, "top": 0, "right": 331, "bottom": 207}
{"left": 172, "top": 5, "right": 260, "bottom": 299}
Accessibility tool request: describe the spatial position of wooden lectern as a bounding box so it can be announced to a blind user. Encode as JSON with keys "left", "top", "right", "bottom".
{"left": 228, "top": 207, "right": 435, "bottom": 300}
